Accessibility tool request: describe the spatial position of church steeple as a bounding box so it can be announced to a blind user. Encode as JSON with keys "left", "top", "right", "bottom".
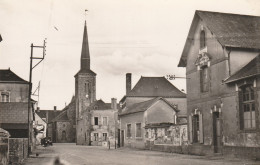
{"left": 81, "top": 21, "right": 90, "bottom": 70}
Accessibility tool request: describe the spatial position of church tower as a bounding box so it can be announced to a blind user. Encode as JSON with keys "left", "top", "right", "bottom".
{"left": 75, "top": 20, "right": 96, "bottom": 145}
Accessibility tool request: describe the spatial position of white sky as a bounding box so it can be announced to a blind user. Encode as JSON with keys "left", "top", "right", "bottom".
{"left": 0, "top": 0, "right": 259, "bottom": 110}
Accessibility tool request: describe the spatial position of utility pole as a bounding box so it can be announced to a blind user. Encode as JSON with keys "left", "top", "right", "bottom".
{"left": 28, "top": 39, "right": 46, "bottom": 155}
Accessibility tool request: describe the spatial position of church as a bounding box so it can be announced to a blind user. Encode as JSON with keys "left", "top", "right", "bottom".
{"left": 47, "top": 20, "right": 119, "bottom": 146}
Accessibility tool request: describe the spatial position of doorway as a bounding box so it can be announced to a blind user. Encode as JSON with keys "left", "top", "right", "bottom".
{"left": 213, "top": 112, "right": 221, "bottom": 153}
{"left": 121, "top": 130, "right": 124, "bottom": 147}
{"left": 61, "top": 131, "right": 66, "bottom": 142}
{"left": 118, "top": 129, "right": 120, "bottom": 147}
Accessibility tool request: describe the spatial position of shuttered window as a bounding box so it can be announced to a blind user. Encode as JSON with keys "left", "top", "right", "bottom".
{"left": 1, "top": 91, "right": 10, "bottom": 102}
{"left": 136, "top": 123, "right": 141, "bottom": 138}
{"left": 190, "top": 113, "right": 203, "bottom": 143}
{"left": 188, "top": 116, "right": 193, "bottom": 143}
{"left": 127, "top": 124, "right": 131, "bottom": 138}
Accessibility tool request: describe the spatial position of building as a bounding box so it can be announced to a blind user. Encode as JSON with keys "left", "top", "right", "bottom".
{"left": 73, "top": 20, "right": 119, "bottom": 145}
{"left": 75, "top": 20, "right": 97, "bottom": 145}
{"left": 178, "top": 10, "right": 260, "bottom": 158}
{"left": 34, "top": 113, "right": 46, "bottom": 144}
{"left": 88, "top": 99, "right": 118, "bottom": 147}
{"left": 35, "top": 105, "right": 74, "bottom": 143}
{"left": 48, "top": 100, "right": 76, "bottom": 143}
{"left": 119, "top": 74, "right": 187, "bottom": 149}
{"left": 0, "top": 69, "right": 35, "bottom": 149}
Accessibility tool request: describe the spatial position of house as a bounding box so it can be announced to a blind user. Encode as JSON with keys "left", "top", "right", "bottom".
{"left": 87, "top": 98, "right": 118, "bottom": 147}
{"left": 119, "top": 74, "right": 187, "bottom": 149}
{"left": 178, "top": 10, "right": 260, "bottom": 159}
{"left": 0, "top": 69, "right": 34, "bottom": 139}
{"left": 0, "top": 69, "right": 36, "bottom": 160}
{"left": 34, "top": 113, "right": 46, "bottom": 145}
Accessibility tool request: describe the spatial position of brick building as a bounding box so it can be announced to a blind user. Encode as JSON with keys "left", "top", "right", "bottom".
{"left": 119, "top": 74, "right": 187, "bottom": 148}
{"left": 178, "top": 10, "right": 260, "bottom": 158}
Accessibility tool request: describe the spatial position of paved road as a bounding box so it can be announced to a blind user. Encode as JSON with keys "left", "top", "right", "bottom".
{"left": 23, "top": 143, "right": 259, "bottom": 165}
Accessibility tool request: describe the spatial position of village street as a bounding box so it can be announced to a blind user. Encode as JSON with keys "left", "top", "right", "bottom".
{"left": 22, "top": 143, "right": 259, "bottom": 165}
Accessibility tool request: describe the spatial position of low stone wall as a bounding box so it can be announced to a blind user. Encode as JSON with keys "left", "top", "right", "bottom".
{"left": 9, "top": 138, "right": 28, "bottom": 164}
{"left": 0, "top": 128, "right": 10, "bottom": 165}
{"left": 145, "top": 141, "right": 189, "bottom": 154}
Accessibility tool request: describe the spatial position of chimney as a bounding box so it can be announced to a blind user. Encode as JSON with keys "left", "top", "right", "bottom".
{"left": 111, "top": 98, "right": 117, "bottom": 110}
{"left": 126, "top": 73, "right": 132, "bottom": 95}
{"left": 54, "top": 106, "right": 57, "bottom": 111}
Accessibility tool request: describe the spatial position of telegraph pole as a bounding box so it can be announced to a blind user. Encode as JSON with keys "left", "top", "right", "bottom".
{"left": 28, "top": 39, "right": 46, "bottom": 155}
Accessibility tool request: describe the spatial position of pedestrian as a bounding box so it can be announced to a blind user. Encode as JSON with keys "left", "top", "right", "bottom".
{"left": 108, "top": 139, "right": 110, "bottom": 150}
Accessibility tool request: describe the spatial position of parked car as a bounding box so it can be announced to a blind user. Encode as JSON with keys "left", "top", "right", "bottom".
{"left": 41, "top": 137, "right": 53, "bottom": 147}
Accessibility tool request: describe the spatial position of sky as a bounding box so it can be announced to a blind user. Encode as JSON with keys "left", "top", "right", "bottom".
{"left": 0, "top": 0, "right": 260, "bottom": 110}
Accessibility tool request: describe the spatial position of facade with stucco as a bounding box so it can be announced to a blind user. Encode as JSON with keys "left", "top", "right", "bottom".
{"left": 178, "top": 10, "right": 260, "bottom": 159}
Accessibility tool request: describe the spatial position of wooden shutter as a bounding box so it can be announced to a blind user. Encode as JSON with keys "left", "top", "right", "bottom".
{"left": 199, "top": 113, "right": 204, "bottom": 143}
{"left": 91, "top": 117, "right": 94, "bottom": 125}
{"left": 188, "top": 115, "right": 193, "bottom": 143}
{"left": 238, "top": 90, "right": 244, "bottom": 130}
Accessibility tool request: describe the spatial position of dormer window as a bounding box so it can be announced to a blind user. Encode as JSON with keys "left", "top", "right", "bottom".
{"left": 200, "top": 30, "right": 206, "bottom": 49}
{"left": 1, "top": 91, "right": 10, "bottom": 102}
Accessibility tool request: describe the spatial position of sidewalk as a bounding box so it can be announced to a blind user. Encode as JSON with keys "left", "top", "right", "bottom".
{"left": 22, "top": 146, "right": 57, "bottom": 165}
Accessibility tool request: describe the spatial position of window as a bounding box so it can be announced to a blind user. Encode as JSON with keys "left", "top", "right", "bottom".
{"left": 127, "top": 124, "right": 131, "bottom": 138}
{"left": 94, "top": 133, "right": 98, "bottom": 141}
{"left": 88, "top": 83, "right": 91, "bottom": 98}
{"left": 200, "top": 66, "right": 209, "bottom": 92}
{"left": 103, "top": 117, "right": 108, "bottom": 126}
{"left": 240, "top": 85, "right": 256, "bottom": 130}
{"left": 136, "top": 123, "right": 141, "bottom": 138}
{"left": 1, "top": 91, "right": 10, "bottom": 102}
{"left": 200, "top": 30, "right": 206, "bottom": 49}
{"left": 94, "top": 117, "right": 99, "bottom": 125}
{"left": 103, "top": 133, "right": 107, "bottom": 141}
{"left": 193, "top": 115, "right": 200, "bottom": 143}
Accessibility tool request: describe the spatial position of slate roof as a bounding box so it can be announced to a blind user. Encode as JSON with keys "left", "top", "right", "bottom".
{"left": 0, "top": 102, "right": 28, "bottom": 123}
{"left": 178, "top": 10, "right": 260, "bottom": 67}
{"left": 0, "top": 69, "right": 28, "bottom": 83}
{"left": 51, "top": 110, "right": 69, "bottom": 122}
{"left": 225, "top": 55, "right": 260, "bottom": 83}
{"left": 87, "top": 99, "right": 119, "bottom": 110}
{"left": 127, "top": 77, "right": 186, "bottom": 98}
{"left": 119, "top": 97, "right": 178, "bottom": 116}
{"left": 75, "top": 69, "right": 96, "bottom": 77}
{"left": 36, "top": 110, "right": 62, "bottom": 123}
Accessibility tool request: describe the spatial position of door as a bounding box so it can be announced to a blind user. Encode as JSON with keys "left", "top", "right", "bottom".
{"left": 118, "top": 129, "right": 120, "bottom": 147}
{"left": 213, "top": 112, "right": 221, "bottom": 153}
{"left": 61, "top": 131, "right": 66, "bottom": 142}
{"left": 121, "top": 130, "right": 124, "bottom": 147}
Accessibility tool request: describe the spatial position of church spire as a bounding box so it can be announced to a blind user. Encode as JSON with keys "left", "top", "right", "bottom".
{"left": 81, "top": 20, "right": 90, "bottom": 70}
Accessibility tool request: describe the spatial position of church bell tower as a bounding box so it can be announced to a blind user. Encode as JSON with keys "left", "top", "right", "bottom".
{"left": 75, "top": 18, "right": 96, "bottom": 145}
